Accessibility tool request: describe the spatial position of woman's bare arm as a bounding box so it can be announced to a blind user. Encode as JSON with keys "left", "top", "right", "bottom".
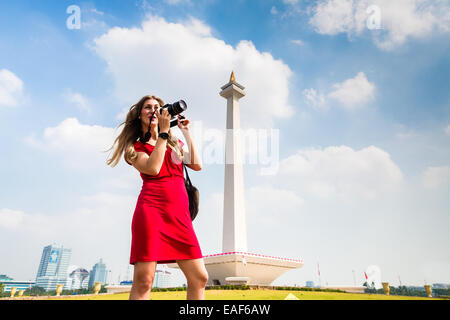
{"left": 132, "top": 138, "right": 168, "bottom": 176}
{"left": 132, "top": 108, "right": 171, "bottom": 176}
{"left": 182, "top": 130, "right": 202, "bottom": 171}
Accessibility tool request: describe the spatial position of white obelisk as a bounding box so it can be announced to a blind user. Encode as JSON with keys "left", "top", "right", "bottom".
{"left": 220, "top": 71, "right": 247, "bottom": 253}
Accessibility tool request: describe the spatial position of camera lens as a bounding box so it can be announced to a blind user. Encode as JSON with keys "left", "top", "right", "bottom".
{"left": 172, "top": 100, "right": 187, "bottom": 114}
{"left": 161, "top": 100, "right": 187, "bottom": 117}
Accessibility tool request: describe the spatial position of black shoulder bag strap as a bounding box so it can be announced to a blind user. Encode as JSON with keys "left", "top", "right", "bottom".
{"left": 184, "top": 163, "right": 193, "bottom": 188}
{"left": 183, "top": 163, "right": 199, "bottom": 221}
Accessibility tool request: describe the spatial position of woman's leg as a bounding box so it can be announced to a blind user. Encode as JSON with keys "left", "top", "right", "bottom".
{"left": 129, "top": 261, "right": 157, "bottom": 300}
{"left": 177, "top": 258, "right": 209, "bottom": 300}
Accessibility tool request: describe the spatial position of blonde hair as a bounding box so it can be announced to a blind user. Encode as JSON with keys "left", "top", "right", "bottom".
{"left": 105, "top": 95, "right": 184, "bottom": 167}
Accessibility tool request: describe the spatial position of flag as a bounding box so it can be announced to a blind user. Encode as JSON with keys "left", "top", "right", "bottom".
{"left": 317, "top": 263, "right": 320, "bottom": 276}
{"left": 364, "top": 272, "right": 368, "bottom": 280}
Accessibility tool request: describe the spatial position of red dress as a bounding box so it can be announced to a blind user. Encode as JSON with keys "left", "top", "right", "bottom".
{"left": 126, "top": 139, "right": 203, "bottom": 265}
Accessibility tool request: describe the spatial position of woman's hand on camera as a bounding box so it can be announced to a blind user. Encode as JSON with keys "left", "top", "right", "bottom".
{"left": 177, "top": 115, "right": 191, "bottom": 131}
{"left": 156, "top": 108, "right": 171, "bottom": 133}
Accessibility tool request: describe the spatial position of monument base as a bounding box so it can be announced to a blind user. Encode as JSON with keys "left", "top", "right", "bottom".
{"left": 167, "top": 252, "right": 304, "bottom": 286}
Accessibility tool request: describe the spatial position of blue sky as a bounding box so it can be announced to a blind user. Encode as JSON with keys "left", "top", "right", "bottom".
{"left": 1, "top": 0, "right": 449, "bottom": 288}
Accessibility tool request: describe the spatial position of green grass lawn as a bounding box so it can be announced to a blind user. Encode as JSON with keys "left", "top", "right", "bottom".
{"left": 49, "top": 290, "right": 445, "bottom": 300}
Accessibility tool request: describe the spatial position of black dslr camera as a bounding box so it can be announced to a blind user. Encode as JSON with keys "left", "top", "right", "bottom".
{"left": 140, "top": 100, "right": 188, "bottom": 143}
{"left": 160, "top": 100, "right": 187, "bottom": 128}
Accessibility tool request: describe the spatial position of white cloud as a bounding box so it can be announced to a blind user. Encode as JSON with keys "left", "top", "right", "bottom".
{"left": 396, "top": 131, "right": 419, "bottom": 140}
{"left": 270, "top": 6, "right": 278, "bottom": 15}
{"left": 243, "top": 184, "right": 305, "bottom": 254}
{"left": 91, "top": 8, "right": 104, "bottom": 15}
{"left": 291, "top": 39, "right": 304, "bottom": 46}
{"left": 278, "top": 145, "right": 404, "bottom": 200}
{"left": 283, "top": 0, "right": 300, "bottom": 4}
{"left": 0, "top": 208, "right": 25, "bottom": 230}
{"left": 92, "top": 15, "right": 294, "bottom": 129}
{"left": 246, "top": 184, "right": 304, "bottom": 223}
{"left": 328, "top": 72, "right": 375, "bottom": 108}
{"left": 422, "top": 166, "right": 450, "bottom": 189}
{"left": 165, "top": 0, "right": 191, "bottom": 4}
{"left": 195, "top": 192, "right": 223, "bottom": 253}
{"left": 445, "top": 125, "right": 450, "bottom": 136}
{"left": 82, "top": 18, "right": 108, "bottom": 31}
{"left": 24, "top": 118, "right": 118, "bottom": 170}
{"left": 303, "top": 72, "right": 375, "bottom": 110}
{"left": 0, "top": 69, "right": 24, "bottom": 107}
{"left": 302, "top": 88, "right": 327, "bottom": 110}
{"left": 63, "top": 89, "right": 92, "bottom": 113}
{"left": 309, "top": 0, "right": 355, "bottom": 35}
{"left": 23, "top": 117, "right": 143, "bottom": 202}
{"left": 309, "top": 0, "right": 450, "bottom": 50}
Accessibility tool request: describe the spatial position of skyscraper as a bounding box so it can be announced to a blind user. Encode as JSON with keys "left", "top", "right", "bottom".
{"left": 152, "top": 266, "right": 172, "bottom": 288}
{"left": 88, "top": 258, "right": 108, "bottom": 288}
{"left": 68, "top": 267, "right": 90, "bottom": 290}
{"left": 35, "top": 244, "right": 72, "bottom": 291}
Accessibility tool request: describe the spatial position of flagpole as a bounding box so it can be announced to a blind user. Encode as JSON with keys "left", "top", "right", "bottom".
{"left": 317, "top": 262, "right": 321, "bottom": 288}
{"left": 352, "top": 270, "right": 356, "bottom": 286}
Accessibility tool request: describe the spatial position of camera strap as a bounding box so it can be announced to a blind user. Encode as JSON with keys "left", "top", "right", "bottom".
{"left": 140, "top": 110, "right": 158, "bottom": 143}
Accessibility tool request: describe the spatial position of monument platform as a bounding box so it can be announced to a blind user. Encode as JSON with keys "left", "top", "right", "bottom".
{"left": 168, "top": 252, "right": 304, "bottom": 286}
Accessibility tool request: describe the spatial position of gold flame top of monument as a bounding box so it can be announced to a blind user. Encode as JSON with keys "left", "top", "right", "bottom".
{"left": 230, "top": 71, "right": 236, "bottom": 83}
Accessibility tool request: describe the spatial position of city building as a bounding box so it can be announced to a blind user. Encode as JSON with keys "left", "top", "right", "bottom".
{"left": 0, "top": 274, "right": 13, "bottom": 281}
{"left": 111, "top": 267, "right": 172, "bottom": 288}
{"left": 152, "top": 267, "right": 172, "bottom": 288}
{"left": 0, "top": 275, "right": 35, "bottom": 293}
{"left": 406, "top": 286, "right": 426, "bottom": 291}
{"left": 67, "top": 266, "right": 90, "bottom": 290}
{"left": 35, "top": 243, "right": 72, "bottom": 291}
{"left": 432, "top": 283, "right": 450, "bottom": 289}
{"left": 305, "top": 281, "right": 315, "bottom": 288}
{"left": 88, "top": 258, "right": 108, "bottom": 288}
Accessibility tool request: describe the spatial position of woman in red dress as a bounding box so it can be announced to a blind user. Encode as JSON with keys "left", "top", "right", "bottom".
{"left": 106, "top": 95, "right": 208, "bottom": 300}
